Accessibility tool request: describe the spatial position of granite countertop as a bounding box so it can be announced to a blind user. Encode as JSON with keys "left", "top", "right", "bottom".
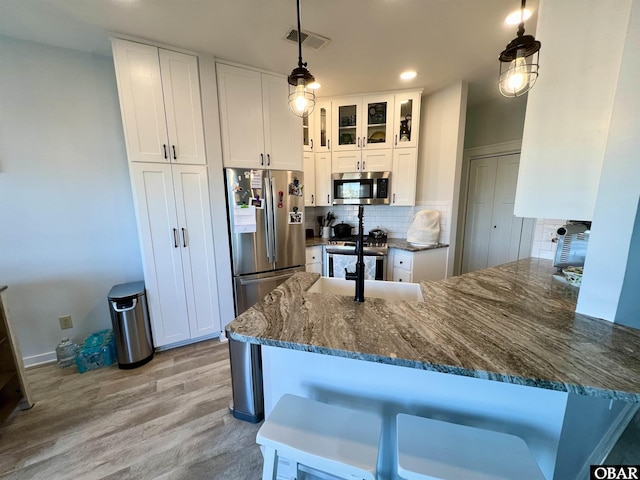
{"left": 227, "top": 258, "right": 640, "bottom": 402}
{"left": 305, "top": 237, "right": 449, "bottom": 252}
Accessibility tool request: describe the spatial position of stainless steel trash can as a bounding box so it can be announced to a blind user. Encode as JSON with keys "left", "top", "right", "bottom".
{"left": 108, "top": 281, "right": 154, "bottom": 369}
{"left": 228, "top": 336, "right": 264, "bottom": 423}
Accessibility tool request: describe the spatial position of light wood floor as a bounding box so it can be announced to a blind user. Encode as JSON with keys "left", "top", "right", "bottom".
{"left": 1, "top": 339, "right": 638, "bottom": 480}
{"left": 0, "top": 339, "right": 263, "bottom": 480}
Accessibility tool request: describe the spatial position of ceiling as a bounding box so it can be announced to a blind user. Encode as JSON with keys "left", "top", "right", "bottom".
{"left": 0, "top": 0, "right": 539, "bottom": 106}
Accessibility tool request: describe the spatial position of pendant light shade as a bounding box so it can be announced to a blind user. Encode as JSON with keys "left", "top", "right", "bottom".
{"left": 498, "top": 0, "right": 541, "bottom": 97}
{"left": 288, "top": 0, "right": 316, "bottom": 117}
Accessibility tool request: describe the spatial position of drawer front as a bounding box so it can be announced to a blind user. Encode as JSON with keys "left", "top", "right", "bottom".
{"left": 306, "top": 245, "right": 323, "bottom": 264}
{"left": 393, "top": 268, "right": 412, "bottom": 283}
{"left": 393, "top": 252, "right": 413, "bottom": 271}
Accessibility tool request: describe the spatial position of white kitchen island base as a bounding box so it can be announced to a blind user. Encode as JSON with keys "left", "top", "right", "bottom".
{"left": 261, "top": 346, "right": 634, "bottom": 480}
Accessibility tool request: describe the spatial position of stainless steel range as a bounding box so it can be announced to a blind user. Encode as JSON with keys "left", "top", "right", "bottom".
{"left": 325, "top": 230, "right": 388, "bottom": 280}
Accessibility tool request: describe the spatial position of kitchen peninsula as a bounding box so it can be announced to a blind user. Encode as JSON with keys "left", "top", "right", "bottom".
{"left": 227, "top": 258, "right": 640, "bottom": 479}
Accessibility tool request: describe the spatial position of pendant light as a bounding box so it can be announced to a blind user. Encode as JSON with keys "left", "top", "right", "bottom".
{"left": 288, "top": 0, "right": 316, "bottom": 117}
{"left": 498, "top": 0, "right": 541, "bottom": 97}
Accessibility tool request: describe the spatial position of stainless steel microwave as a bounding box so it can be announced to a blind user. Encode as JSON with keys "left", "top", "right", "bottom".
{"left": 332, "top": 172, "right": 391, "bottom": 205}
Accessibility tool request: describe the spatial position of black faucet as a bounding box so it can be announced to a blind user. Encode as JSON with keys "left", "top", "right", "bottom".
{"left": 344, "top": 205, "right": 365, "bottom": 302}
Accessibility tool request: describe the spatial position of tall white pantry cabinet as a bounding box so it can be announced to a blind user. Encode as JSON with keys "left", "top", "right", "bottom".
{"left": 111, "top": 37, "right": 222, "bottom": 348}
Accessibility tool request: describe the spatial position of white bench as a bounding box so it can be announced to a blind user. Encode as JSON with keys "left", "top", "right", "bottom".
{"left": 396, "top": 413, "right": 546, "bottom": 480}
{"left": 256, "top": 394, "right": 382, "bottom": 480}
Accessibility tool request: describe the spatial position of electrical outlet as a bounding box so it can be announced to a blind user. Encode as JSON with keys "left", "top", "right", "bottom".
{"left": 58, "top": 315, "right": 73, "bottom": 330}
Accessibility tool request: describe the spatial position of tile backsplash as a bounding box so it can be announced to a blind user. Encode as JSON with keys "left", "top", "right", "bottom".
{"left": 530, "top": 218, "right": 567, "bottom": 259}
{"left": 306, "top": 201, "right": 451, "bottom": 243}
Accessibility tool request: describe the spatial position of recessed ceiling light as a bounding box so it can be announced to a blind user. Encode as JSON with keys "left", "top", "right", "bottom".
{"left": 505, "top": 9, "right": 531, "bottom": 25}
{"left": 400, "top": 71, "right": 417, "bottom": 80}
{"left": 307, "top": 82, "right": 321, "bottom": 90}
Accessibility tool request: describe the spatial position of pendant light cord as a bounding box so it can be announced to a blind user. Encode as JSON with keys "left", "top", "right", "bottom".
{"left": 296, "top": 0, "right": 305, "bottom": 69}
{"left": 517, "top": 0, "right": 526, "bottom": 37}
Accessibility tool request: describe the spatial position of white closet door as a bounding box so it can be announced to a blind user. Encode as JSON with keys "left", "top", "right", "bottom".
{"left": 112, "top": 39, "right": 169, "bottom": 163}
{"left": 462, "top": 153, "right": 534, "bottom": 273}
{"left": 462, "top": 157, "right": 498, "bottom": 273}
{"left": 171, "top": 165, "right": 221, "bottom": 338}
{"left": 159, "top": 49, "right": 206, "bottom": 165}
{"left": 130, "top": 163, "right": 190, "bottom": 346}
{"left": 487, "top": 154, "right": 526, "bottom": 268}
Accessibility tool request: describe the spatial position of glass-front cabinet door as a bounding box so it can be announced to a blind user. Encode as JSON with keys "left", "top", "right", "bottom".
{"left": 392, "top": 91, "right": 422, "bottom": 149}
{"left": 302, "top": 112, "right": 314, "bottom": 152}
{"left": 333, "top": 95, "right": 394, "bottom": 152}
{"left": 313, "top": 100, "right": 332, "bottom": 152}
{"left": 333, "top": 100, "right": 360, "bottom": 152}
{"left": 362, "top": 94, "right": 393, "bottom": 150}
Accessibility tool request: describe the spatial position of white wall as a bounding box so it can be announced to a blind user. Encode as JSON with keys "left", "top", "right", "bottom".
{"left": 515, "top": 0, "right": 632, "bottom": 221}
{"left": 416, "top": 81, "right": 468, "bottom": 276}
{"left": 577, "top": 0, "right": 640, "bottom": 326}
{"left": 464, "top": 96, "right": 527, "bottom": 150}
{"left": 0, "top": 36, "right": 143, "bottom": 364}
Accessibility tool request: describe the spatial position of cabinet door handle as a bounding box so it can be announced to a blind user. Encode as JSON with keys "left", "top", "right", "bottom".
{"left": 327, "top": 194, "right": 330, "bottom": 204}
{"left": 328, "top": 139, "right": 331, "bottom": 150}
{"left": 163, "top": 144, "right": 168, "bottom": 159}
{"left": 310, "top": 139, "right": 314, "bottom": 150}
{"left": 393, "top": 193, "right": 396, "bottom": 203}
{"left": 173, "top": 228, "right": 178, "bottom": 248}
{"left": 260, "top": 153, "right": 264, "bottom": 166}
{"left": 181, "top": 228, "right": 187, "bottom": 247}
{"left": 357, "top": 161, "right": 360, "bottom": 170}
{"left": 362, "top": 136, "right": 366, "bottom": 147}
{"left": 311, "top": 194, "right": 315, "bottom": 204}
{"left": 399, "top": 260, "right": 404, "bottom": 265}
{"left": 357, "top": 137, "right": 361, "bottom": 148}
{"left": 363, "top": 161, "right": 366, "bottom": 170}
{"left": 172, "top": 145, "right": 177, "bottom": 160}
{"left": 395, "top": 134, "right": 398, "bottom": 146}
{"left": 267, "top": 154, "right": 271, "bottom": 166}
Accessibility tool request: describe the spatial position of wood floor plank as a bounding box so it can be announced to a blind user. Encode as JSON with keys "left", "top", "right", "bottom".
{"left": 0, "top": 340, "right": 262, "bottom": 480}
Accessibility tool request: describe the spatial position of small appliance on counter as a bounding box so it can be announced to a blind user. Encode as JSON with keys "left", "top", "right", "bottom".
{"left": 407, "top": 210, "right": 440, "bottom": 246}
{"left": 553, "top": 221, "right": 591, "bottom": 271}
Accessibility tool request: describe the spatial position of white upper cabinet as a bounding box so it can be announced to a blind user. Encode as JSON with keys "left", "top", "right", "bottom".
{"left": 303, "top": 152, "right": 316, "bottom": 206}
{"left": 314, "top": 152, "right": 333, "bottom": 206}
{"left": 332, "top": 94, "right": 394, "bottom": 152}
{"left": 391, "top": 149, "right": 418, "bottom": 206}
{"left": 111, "top": 38, "right": 206, "bottom": 165}
{"left": 392, "top": 91, "right": 422, "bottom": 149}
{"left": 217, "top": 63, "right": 302, "bottom": 170}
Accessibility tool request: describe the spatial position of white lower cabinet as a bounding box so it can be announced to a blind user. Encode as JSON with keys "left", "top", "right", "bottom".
{"left": 130, "top": 163, "right": 221, "bottom": 347}
{"left": 306, "top": 246, "right": 324, "bottom": 274}
{"left": 389, "top": 247, "right": 448, "bottom": 283}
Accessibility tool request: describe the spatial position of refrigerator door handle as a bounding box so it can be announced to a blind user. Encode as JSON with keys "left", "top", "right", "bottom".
{"left": 271, "top": 177, "right": 278, "bottom": 263}
{"left": 263, "top": 176, "right": 272, "bottom": 263}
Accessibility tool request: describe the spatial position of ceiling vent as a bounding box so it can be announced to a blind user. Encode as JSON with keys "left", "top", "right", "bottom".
{"left": 284, "top": 28, "right": 330, "bottom": 50}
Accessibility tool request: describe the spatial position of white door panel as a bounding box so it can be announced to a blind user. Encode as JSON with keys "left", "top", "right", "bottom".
{"left": 172, "top": 165, "right": 221, "bottom": 338}
{"left": 159, "top": 50, "right": 206, "bottom": 165}
{"left": 130, "top": 163, "right": 190, "bottom": 346}
{"left": 112, "top": 39, "right": 169, "bottom": 163}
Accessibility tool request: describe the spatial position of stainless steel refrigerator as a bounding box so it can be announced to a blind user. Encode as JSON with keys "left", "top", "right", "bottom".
{"left": 225, "top": 167, "right": 306, "bottom": 423}
{"left": 224, "top": 167, "right": 306, "bottom": 315}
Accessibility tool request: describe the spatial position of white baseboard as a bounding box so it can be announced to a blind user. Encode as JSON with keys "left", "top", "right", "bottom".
{"left": 24, "top": 351, "right": 56, "bottom": 368}
{"left": 155, "top": 331, "right": 222, "bottom": 351}
{"left": 575, "top": 402, "right": 640, "bottom": 480}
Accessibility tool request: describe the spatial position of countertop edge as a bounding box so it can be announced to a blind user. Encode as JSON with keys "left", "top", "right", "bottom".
{"left": 227, "top": 330, "right": 640, "bottom": 402}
